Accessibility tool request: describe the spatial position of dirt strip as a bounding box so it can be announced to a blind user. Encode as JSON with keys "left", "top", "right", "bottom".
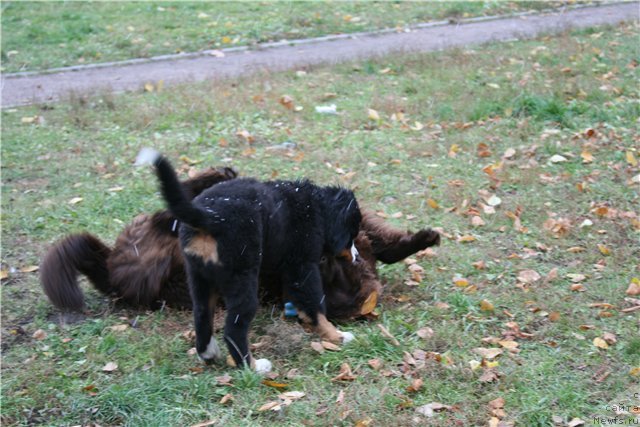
{"left": 1, "top": 2, "right": 637, "bottom": 108}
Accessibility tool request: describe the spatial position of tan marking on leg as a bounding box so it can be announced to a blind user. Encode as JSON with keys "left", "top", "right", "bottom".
{"left": 184, "top": 234, "right": 221, "bottom": 265}
{"left": 316, "top": 313, "right": 343, "bottom": 343}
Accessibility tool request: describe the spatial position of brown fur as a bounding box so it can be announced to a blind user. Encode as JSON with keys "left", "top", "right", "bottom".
{"left": 41, "top": 170, "right": 440, "bottom": 319}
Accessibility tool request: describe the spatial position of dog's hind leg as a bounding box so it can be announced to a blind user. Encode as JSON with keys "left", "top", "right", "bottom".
{"left": 222, "top": 271, "right": 271, "bottom": 372}
{"left": 190, "top": 269, "right": 223, "bottom": 365}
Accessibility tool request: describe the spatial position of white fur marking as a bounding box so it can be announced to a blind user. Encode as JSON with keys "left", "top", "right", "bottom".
{"left": 134, "top": 147, "right": 161, "bottom": 166}
{"left": 200, "top": 336, "right": 222, "bottom": 361}
{"left": 339, "top": 331, "right": 355, "bottom": 344}
{"left": 350, "top": 243, "right": 359, "bottom": 264}
{"left": 254, "top": 358, "right": 273, "bottom": 374}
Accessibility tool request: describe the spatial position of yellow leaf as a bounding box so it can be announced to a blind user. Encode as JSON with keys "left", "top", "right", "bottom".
{"left": 427, "top": 198, "right": 440, "bottom": 209}
{"left": 261, "top": 379, "right": 288, "bottom": 389}
{"left": 144, "top": 82, "right": 154, "bottom": 92}
{"left": 597, "top": 244, "right": 611, "bottom": 256}
{"left": 69, "top": 197, "right": 83, "bottom": 205}
{"left": 458, "top": 235, "right": 476, "bottom": 243}
{"left": 221, "top": 36, "right": 232, "bottom": 44}
{"left": 593, "top": 337, "right": 609, "bottom": 350}
{"left": 581, "top": 151, "right": 593, "bottom": 164}
{"left": 453, "top": 277, "right": 469, "bottom": 287}
{"left": 630, "top": 367, "right": 640, "bottom": 377}
{"left": 368, "top": 108, "right": 380, "bottom": 121}
{"left": 0, "top": 270, "right": 8, "bottom": 280}
{"left": 360, "top": 291, "right": 378, "bottom": 315}
{"left": 19, "top": 265, "right": 39, "bottom": 273}
{"left": 480, "top": 299, "right": 494, "bottom": 312}
{"left": 626, "top": 278, "right": 640, "bottom": 296}
{"left": 627, "top": 151, "right": 638, "bottom": 167}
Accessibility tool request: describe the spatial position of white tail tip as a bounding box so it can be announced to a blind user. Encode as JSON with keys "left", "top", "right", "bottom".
{"left": 135, "top": 147, "right": 161, "bottom": 166}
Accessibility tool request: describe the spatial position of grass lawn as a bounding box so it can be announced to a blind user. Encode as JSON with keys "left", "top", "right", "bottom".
{"left": 2, "top": 20, "right": 639, "bottom": 427}
{"left": 2, "top": 1, "right": 591, "bottom": 73}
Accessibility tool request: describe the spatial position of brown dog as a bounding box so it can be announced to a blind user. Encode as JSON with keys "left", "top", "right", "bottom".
{"left": 40, "top": 169, "right": 440, "bottom": 320}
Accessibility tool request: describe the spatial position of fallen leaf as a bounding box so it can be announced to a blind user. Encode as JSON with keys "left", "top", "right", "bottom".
{"left": 262, "top": 379, "right": 288, "bottom": 389}
{"left": 597, "top": 244, "right": 611, "bottom": 256}
{"left": 321, "top": 341, "right": 341, "bottom": 351}
{"left": 258, "top": 401, "right": 281, "bottom": 412}
{"left": 109, "top": 324, "right": 129, "bottom": 332}
{"left": 498, "top": 340, "right": 518, "bottom": 350}
{"left": 415, "top": 402, "right": 452, "bottom": 417}
{"left": 480, "top": 300, "right": 495, "bottom": 312}
{"left": 479, "top": 369, "right": 500, "bottom": 383}
{"left": 580, "top": 151, "right": 594, "bottom": 164}
{"left": 69, "top": 197, "right": 83, "bottom": 205}
{"left": 377, "top": 324, "right": 400, "bottom": 346}
{"left": 19, "top": 265, "right": 39, "bottom": 273}
{"left": 310, "top": 342, "right": 325, "bottom": 354}
{"left": 457, "top": 235, "right": 476, "bottom": 243}
{"left": 215, "top": 373, "right": 233, "bottom": 386}
{"left": 471, "top": 216, "right": 486, "bottom": 227}
{"left": 549, "top": 154, "right": 568, "bottom": 163}
{"left": 602, "top": 332, "right": 617, "bottom": 345}
{"left": 473, "top": 347, "right": 503, "bottom": 360}
{"left": 0, "top": 270, "right": 8, "bottom": 280}
{"left": 407, "top": 378, "right": 423, "bottom": 392}
{"left": 102, "top": 362, "right": 118, "bottom": 372}
{"left": 336, "top": 389, "right": 345, "bottom": 404}
{"left": 627, "top": 151, "right": 638, "bottom": 167}
{"left": 593, "top": 337, "right": 609, "bottom": 350}
{"left": 427, "top": 198, "right": 440, "bottom": 209}
{"left": 517, "top": 270, "right": 541, "bottom": 284}
{"left": 279, "top": 95, "right": 295, "bottom": 110}
{"left": 32, "top": 329, "right": 46, "bottom": 340}
{"left": 625, "top": 278, "right": 640, "bottom": 296}
{"left": 416, "top": 327, "right": 434, "bottom": 340}
{"left": 220, "top": 393, "right": 234, "bottom": 405}
{"left": 368, "top": 358, "right": 383, "bottom": 370}
{"left": 332, "top": 363, "right": 357, "bottom": 381}
{"left": 368, "top": 108, "right": 380, "bottom": 121}
{"left": 567, "top": 418, "right": 585, "bottom": 427}
{"left": 453, "top": 277, "right": 470, "bottom": 287}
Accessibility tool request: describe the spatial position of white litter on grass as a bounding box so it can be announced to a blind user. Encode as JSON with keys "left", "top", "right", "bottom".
{"left": 315, "top": 104, "right": 337, "bottom": 114}
{"left": 254, "top": 358, "right": 273, "bottom": 374}
{"left": 340, "top": 331, "right": 355, "bottom": 344}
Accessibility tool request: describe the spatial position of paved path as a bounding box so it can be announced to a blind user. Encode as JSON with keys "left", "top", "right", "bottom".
{"left": 1, "top": 2, "right": 637, "bottom": 108}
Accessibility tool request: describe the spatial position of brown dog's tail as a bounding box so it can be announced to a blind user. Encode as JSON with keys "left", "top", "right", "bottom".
{"left": 40, "top": 233, "right": 113, "bottom": 311}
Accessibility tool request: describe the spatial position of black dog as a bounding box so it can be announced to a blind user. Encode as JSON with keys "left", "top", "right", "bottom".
{"left": 137, "top": 149, "right": 362, "bottom": 372}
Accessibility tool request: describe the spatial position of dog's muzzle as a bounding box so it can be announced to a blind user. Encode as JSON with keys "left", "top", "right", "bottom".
{"left": 339, "top": 243, "right": 360, "bottom": 264}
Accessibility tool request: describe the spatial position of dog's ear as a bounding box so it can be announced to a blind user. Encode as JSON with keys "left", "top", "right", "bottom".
{"left": 323, "top": 188, "right": 362, "bottom": 255}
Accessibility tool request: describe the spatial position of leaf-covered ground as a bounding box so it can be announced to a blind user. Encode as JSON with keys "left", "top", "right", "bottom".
{"left": 2, "top": 21, "right": 639, "bottom": 427}
{"left": 2, "top": 0, "right": 593, "bottom": 73}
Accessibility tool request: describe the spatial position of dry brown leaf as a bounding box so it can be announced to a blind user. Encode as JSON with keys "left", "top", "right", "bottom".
{"left": 407, "top": 378, "right": 423, "bottom": 393}
{"left": 258, "top": 401, "right": 281, "bottom": 412}
{"left": 109, "top": 324, "right": 129, "bottom": 332}
{"left": 321, "top": 341, "right": 340, "bottom": 351}
{"left": 626, "top": 279, "right": 640, "bottom": 296}
{"left": 567, "top": 418, "right": 585, "bottom": 427}
{"left": 479, "top": 369, "right": 500, "bottom": 383}
{"left": 190, "top": 420, "right": 217, "bottom": 427}
{"left": 310, "top": 342, "right": 325, "bottom": 354}
{"left": 602, "top": 332, "right": 617, "bottom": 345}
{"left": 20, "top": 265, "right": 39, "bottom": 273}
{"left": 517, "top": 270, "right": 541, "bottom": 284}
{"left": 473, "top": 347, "right": 503, "bottom": 360}
{"left": 368, "top": 358, "right": 383, "bottom": 370}
{"left": 332, "top": 363, "right": 357, "bottom": 382}
{"left": 220, "top": 393, "right": 234, "bottom": 405}
{"left": 377, "top": 324, "right": 400, "bottom": 346}
{"left": 32, "top": 329, "right": 46, "bottom": 340}
{"left": 215, "top": 373, "right": 233, "bottom": 386}
{"left": 416, "top": 327, "right": 434, "bottom": 340}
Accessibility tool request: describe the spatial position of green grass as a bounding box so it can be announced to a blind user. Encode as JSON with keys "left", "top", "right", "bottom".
{"left": 1, "top": 0, "right": 594, "bottom": 73}
{"left": 2, "top": 21, "right": 639, "bottom": 427}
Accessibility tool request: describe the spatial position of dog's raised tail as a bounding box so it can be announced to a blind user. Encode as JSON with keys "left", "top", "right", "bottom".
{"left": 136, "top": 148, "right": 209, "bottom": 229}
{"left": 40, "top": 233, "right": 113, "bottom": 311}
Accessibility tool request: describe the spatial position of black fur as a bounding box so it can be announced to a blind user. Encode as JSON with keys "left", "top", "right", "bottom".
{"left": 151, "top": 154, "right": 362, "bottom": 368}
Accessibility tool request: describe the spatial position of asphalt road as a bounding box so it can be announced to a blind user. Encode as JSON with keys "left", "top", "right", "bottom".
{"left": 1, "top": 2, "right": 637, "bottom": 108}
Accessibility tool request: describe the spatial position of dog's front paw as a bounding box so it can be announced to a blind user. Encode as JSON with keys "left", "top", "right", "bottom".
{"left": 338, "top": 331, "right": 355, "bottom": 344}
{"left": 199, "top": 336, "right": 224, "bottom": 365}
{"left": 412, "top": 228, "right": 441, "bottom": 249}
{"left": 254, "top": 358, "right": 273, "bottom": 374}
